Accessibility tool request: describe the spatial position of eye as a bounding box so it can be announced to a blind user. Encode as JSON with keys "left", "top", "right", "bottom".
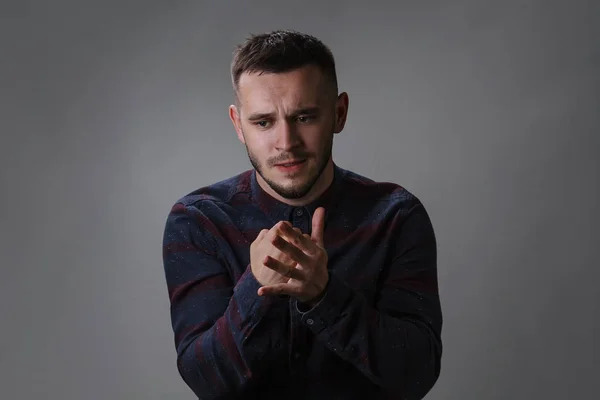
{"left": 255, "top": 120, "right": 270, "bottom": 128}
{"left": 297, "top": 115, "right": 315, "bottom": 123}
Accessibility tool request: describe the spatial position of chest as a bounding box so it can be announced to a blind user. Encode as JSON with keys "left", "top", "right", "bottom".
{"left": 222, "top": 213, "right": 395, "bottom": 305}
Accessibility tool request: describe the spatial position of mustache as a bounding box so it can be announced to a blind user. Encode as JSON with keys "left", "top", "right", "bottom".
{"left": 269, "top": 152, "right": 310, "bottom": 166}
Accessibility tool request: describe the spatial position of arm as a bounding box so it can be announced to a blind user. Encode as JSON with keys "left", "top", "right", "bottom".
{"left": 296, "top": 202, "right": 442, "bottom": 399}
{"left": 162, "top": 203, "right": 288, "bottom": 399}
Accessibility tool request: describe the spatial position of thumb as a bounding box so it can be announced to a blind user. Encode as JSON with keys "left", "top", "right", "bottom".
{"left": 311, "top": 207, "right": 326, "bottom": 246}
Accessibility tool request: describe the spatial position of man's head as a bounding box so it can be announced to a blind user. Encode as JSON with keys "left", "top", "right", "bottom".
{"left": 228, "top": 30, "right": 349, "bottom": 204}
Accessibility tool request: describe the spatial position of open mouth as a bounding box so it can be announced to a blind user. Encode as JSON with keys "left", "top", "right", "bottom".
{"left": 275, "top": 159, "right": 306, "bottom": 172}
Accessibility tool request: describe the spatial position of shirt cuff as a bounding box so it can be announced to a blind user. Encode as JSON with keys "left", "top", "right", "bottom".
{"left": 295, "top": 289, "right": 327, "bottom": 314}
{"left": 233, "top": 264, "right": 283, "bottom": 323}
{"left": 296, "top": 273, "right": 354, "bottom": 334}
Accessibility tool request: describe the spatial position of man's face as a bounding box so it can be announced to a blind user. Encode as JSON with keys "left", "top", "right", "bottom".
{"left": 230, "top": 65, "right": 347, "bottom": 200}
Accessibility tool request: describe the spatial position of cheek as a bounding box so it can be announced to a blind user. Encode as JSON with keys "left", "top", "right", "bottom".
{"left": 244, "top": 132, "right": 272, "bottom": 157}
{"left": 305, "top": 127, "right": 332, "bottom": 149}
{"left": 246, "top": 133, "right": 273, "bottom": 151}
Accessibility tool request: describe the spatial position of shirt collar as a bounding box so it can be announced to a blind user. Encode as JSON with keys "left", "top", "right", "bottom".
{"left": 250, "top": 161, "right": 346, "bottom": 225}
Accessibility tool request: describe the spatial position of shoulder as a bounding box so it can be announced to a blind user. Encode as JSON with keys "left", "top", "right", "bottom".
{"left": 169, "top": 169, "right": 253, "bottom": 214}
{"left": 162, "top": 169, "right": 254, "bottom": 246}
{"left": 163, "top": 169, "right": 252, "bottom": 233}
{"left": 339, "top": 167, "right": 436, "bottom": 250}
{"left": 340, "top": 167, "right": 424, "bottom": 215}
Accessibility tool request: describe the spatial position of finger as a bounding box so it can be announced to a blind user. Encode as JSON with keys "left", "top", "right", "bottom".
{"left": 270, "top": 234, "right": 311, "bottom": 265}
{"left": 271, "top": 220, "right": 292, "bottom": 232}
{"left": 263, "top": 255, "right": 305, "bottom": 280}
{"left": 254, "top": 228, "right": 268, "bottom": 241}
{"left": 277, "top": 222, "right": 315, "bottom": 254}
{"left": 258, "top": 282, "right": 299, "bottom": 297}
{"left": 267, "top": 224, "right": 299, "bottom": 260}
{"left": 311, "top": 207, "right": 326, "bottom": 246}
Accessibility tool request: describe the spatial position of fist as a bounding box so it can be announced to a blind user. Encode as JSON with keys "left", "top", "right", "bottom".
{"left": 250, "top": 221, "right": 302, "bottom": 287}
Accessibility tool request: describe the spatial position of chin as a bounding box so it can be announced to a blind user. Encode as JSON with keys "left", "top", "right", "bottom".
{"left": 268, "top": 175, "right": 314, "bottom": 199}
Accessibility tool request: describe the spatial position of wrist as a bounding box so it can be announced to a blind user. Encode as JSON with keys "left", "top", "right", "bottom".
{"left": 305, "top": 291, "right": 325, "bottom": 307}
{"left": 299, "top": 275, "right": 330, "bottom": 310}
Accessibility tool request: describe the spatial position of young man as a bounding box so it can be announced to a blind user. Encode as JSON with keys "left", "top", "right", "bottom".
{"left": 162, "top": 30, "right": 442, "bottom": 400}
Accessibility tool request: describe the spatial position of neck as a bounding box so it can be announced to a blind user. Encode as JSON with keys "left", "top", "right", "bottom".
{"left": 256, "top": 158, "right": 334, "bottom": 206}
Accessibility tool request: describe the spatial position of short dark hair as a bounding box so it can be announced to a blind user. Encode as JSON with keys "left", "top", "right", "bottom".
{"left": 231, "top": 29, "right": 338, "bottom": 98}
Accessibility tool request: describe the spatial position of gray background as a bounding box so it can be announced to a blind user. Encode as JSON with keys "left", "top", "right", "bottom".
{"left": 1, "top": 0, "right": 598, "bottom": 399}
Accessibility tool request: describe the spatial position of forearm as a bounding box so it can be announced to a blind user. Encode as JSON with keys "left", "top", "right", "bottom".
{"left": 176, "top": 267, "right": 289, "bottom": 399}
{"left": 298, "top": 274, "right": 442, "bottom": 399}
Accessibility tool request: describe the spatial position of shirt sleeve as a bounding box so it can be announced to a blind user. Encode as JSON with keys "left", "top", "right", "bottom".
{"left": 162, "top": 202, "right": 289, "bottom": 399}
{"left": 295, "top": 200, "right": 443, "bottom": 400}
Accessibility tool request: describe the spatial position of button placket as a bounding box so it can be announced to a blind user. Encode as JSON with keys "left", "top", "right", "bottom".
{"left": 288, "top": 206, "right": 311, "bottom": 374}
{"left": 288, "top": 298, "right": 308, "bottom": 375}
{"left": 291, "top": 207, "right": 309, "bottom": 233}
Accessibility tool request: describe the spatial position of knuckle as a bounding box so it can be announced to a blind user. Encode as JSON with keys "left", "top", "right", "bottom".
{"left": 275, "top": 221, "right": 286, "bottom": 230}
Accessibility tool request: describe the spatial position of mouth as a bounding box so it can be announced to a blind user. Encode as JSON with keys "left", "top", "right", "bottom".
{"left": 274, "top": 159, "right": 307, "bottom": 172}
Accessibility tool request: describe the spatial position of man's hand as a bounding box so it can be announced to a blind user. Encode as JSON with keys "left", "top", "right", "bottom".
{"left": 257, "top": 207, "right": 329, "bottom": 305}
{"left": 250, "top": 221, "right": 305, "bottom": 287}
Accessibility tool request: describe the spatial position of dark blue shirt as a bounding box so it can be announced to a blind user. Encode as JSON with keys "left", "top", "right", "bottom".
{"left": 162, "top": 162, "right": 443, "bottom": 399}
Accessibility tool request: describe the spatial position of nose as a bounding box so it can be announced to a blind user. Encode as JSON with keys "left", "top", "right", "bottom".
{"left": 274, "top": 120, "right": 301, "bottom": 151}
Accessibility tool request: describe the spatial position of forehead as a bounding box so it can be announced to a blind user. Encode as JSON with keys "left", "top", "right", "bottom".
{"left": 237, "top": 65, "right": 328, "bottom": 112}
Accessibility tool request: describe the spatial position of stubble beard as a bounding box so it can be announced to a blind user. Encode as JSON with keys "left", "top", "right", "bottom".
{"left": 244, "top": 131, "right": 334, "bottom": 200}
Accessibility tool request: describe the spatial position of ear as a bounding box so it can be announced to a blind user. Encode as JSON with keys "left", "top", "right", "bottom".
{"left": 333, "top": 92, "right": 349, "bottom": 134}
{"left": 229, "top": 104, "right": 245, "bottom": 144}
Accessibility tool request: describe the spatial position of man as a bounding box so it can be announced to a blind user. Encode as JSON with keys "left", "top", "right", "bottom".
{"left": 162, "top": 30, "right": 442, "bottom": 399}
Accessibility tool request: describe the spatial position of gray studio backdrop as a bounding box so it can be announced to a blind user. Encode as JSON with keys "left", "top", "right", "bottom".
{"left": 1, "top": 1, "right": 598, "bottom": 399}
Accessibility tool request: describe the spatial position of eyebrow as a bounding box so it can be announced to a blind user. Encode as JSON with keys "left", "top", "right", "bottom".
{"left": 246, "top": 106, "right": 321, "bottom": 121}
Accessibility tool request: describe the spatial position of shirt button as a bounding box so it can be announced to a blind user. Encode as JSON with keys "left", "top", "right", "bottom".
{"left": 306, "top": 318, "right": 314, "bottom": 325}
{"left": 294, "top": 209, "right": 303, "bottom": 217}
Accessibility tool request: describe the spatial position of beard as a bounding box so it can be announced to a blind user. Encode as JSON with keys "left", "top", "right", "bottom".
{"left": 244, "top": 131, "right": 334, "bottom": 200}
